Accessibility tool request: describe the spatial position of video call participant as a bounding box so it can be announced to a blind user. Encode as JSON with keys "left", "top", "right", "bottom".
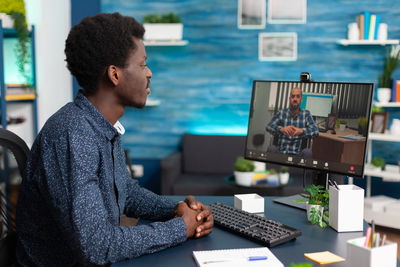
{"left": 16, "top": 13, "right": 213, "bottom": 266}
{"left": 266, "top": 87, "right": 319, "bottom": 157}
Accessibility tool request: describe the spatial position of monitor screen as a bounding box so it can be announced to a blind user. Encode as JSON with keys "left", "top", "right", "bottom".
{"left": 245, "top": 80, "right": 374, "bottom": 177}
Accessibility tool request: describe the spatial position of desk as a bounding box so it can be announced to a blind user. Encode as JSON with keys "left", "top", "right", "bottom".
{"left": 312, "top": 129, "right": 366, "bottom": 166}
{"left": 113, "top": 196, "right": 400, "bottom": 267}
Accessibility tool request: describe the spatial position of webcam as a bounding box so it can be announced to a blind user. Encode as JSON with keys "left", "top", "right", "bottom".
{"left": 300, "top": 72, "right": 313, "bottom": 82}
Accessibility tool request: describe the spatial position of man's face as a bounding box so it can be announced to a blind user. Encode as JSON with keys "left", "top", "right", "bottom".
{"left": 116, "top": 37, "right": 152, "bottom": 108}
{"left": 289, "top": 88, "right": 302, "bottom": 110}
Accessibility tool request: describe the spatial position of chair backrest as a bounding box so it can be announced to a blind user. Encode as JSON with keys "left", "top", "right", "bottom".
{"left": 0, "top": 128, "right": 30, "bottom": 267}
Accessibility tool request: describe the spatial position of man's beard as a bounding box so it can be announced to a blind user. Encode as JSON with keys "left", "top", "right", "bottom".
{"left": 290, "top": 103, "right": 299, "bottom": 110}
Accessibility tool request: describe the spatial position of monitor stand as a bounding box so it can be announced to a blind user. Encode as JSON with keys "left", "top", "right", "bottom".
{"left": 273, "top": 170, "right": 329, "bottom": 210}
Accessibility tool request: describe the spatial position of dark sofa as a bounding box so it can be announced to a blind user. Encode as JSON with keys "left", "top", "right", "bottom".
{"left": 160, "top": 133, "right": 307, "bottom": 196}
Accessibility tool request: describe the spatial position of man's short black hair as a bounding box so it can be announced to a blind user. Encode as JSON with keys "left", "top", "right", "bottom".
{"left": 65, "top": 13, "right": 145, "bottom": 95}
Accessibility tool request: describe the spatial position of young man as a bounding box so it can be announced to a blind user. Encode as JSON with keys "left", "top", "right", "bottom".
{"left": 266, "top": 87, "right": 319, "bottom": 156}
{"left": 16, "top": 13, "right": 213, "bottom": 266}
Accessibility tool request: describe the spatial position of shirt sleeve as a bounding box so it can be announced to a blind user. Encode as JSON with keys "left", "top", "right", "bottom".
{"left": 42, "top": 131, "right": 187, "bottom": 265}
{"left": 266, "top": 111, "right": 282, "bottom": 134}
{"left": 301, "top": 111, "right": 319, "bottom": 138}
{"left": 124, "top": 177, "right": 179, "bottom": 221}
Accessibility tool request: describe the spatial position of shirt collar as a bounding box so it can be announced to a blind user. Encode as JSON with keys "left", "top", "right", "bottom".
{"left": 74, "top": 91, "right": 119, "bottom": 140}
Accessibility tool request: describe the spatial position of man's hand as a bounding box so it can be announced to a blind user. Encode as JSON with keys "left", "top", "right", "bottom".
{"left": 280, "top": 126, "right": 303, "bottom": 137}
{"left": 174, "top": 202, "right": 202, "bottom": 238}
{"left": 184, "top": 196, "right": 214, "bottom": 238}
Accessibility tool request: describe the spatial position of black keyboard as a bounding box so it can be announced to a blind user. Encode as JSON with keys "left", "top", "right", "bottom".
{"left": 211, "top": 202, "right": 301, "bottom": 247}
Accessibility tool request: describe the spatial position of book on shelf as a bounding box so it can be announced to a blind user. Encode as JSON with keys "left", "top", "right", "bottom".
{"left": 374, "top": 15, "right": 381, "bottom": 40}
{"left": 358, "top": 12, "right": 381, "bottom": 41}
{"left": 4, "top": 84, "right": 35, "bottom": 101}
{"left": 363, "top": 11, "right": 370, "bottom": 40}
{"left": 391, "top": 79, "right": 400, "bottom": 102}
{"left": 369, "top": 14, "right": 376, "bottom": 41}
{"left": 357, "top": 14, "right": 364, "bottom": 40}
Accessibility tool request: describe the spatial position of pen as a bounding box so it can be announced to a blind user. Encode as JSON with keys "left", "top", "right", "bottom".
{"left": 375, "top": 233, "right": 380, "bottom": 248}
{"left": 332, "top": 180, "right": 340, "bottom": 190}
{"left": 371, "top": 220, "right": 375, "bottom": 248}
{"left": 203, "top": 256, "right": 268, "bottom": 264}
{"left": 364, "top": 227, "right": 372, "bottom": 247}
{"left": 381, "top": 234, "right": 386, "bottom": 246}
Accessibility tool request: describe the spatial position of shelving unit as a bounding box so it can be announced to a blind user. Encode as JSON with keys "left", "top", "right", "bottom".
{"left": 363, "top": 103, "right": 400, "bottom": 229}
{"left": 0, "top": 24, "right": 38, "bottom": 139}
{"left": 337, "top": 39, "right": 399, "bottom": 46}
{"left": 143, "top": 40, "right": 188, "bottom": 46}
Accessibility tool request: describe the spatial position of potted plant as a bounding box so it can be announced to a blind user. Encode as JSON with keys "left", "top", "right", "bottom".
{"left": 234, "top": 156, "right": 255, "bottom": 187}
{"left": 267, "top": 168, "right": 279, "bottom": 185}
{"left": 279, "top": 166, "right": 290, "bottom": 185}
{"left": 371, "top": 157, "right": 385, "bottom": 171}
{"left": 296, "top": 184, "right": 329, "bottom": 227}
{"left": 143, "top": 12, "right": 183, "bottom": 41}
{"left": 378, "top": 45, "right": 400, "bottom": 103}
{"left": 337, "top": 119, "right": 347, "bottom": 131}
{"left": 357, "top": 117, "right": 368, "bottom": 136}
{"left": 0, "top": 0, "right": 30, "bottom": 84}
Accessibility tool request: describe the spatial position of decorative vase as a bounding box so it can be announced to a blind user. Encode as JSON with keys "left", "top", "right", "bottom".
{"left": 377, "top": 88, "right": 392, "bottom": 103}
{"left": 234, "top": 171, "right": 254, "bottom": 187}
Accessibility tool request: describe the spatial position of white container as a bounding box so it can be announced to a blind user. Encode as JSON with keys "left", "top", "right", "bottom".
{"left": 329, "top": 184, "right": 364, "bottom": 232}
{"left": 347, "top": 23, "right": 359, "bottom": 41}
{"left": 234, "top": 193, "right": 264, "bottom": 213}
{"left": 0, "top": 13, "right": 14, "bottom": 28}
{"left": 234, "top": 171, "right": 254, "bottom": 187}
{"left": 390, "top": 119, "right": 400, "bottom": 135}
{"left": 279, "top": 172, "right": 289, "bottom": 184}
{"left": 143, "top": 23, "right": 183, "bottom": 41}
{"left": 378, "top": 23, "right": 388, "bottom": 41}
{"left": 339, "top": 124, "right": 346, "bottom": 131}
{"left": 377, "top": 87, "right": 392, "bottom": 103}
{"left": 346, "top": 237, "right": 397, "bottom": 267}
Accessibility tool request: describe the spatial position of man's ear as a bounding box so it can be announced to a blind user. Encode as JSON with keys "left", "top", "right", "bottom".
{"left": 106, "top": 65, "right": 120, "bottom": 86}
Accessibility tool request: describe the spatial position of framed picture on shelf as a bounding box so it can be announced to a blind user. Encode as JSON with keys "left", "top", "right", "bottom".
{"left": 326, "top": 114, "right": 337, "bottom": 130}
{"left": 238, "top": 0, "right": 266, "bottom": 29}
{"left": 268, "top": 0, "right": 307, "bottom": 24}
{"left": 371, "top": 112, "right": 389, "bottom": 133}
{"left": 258, "top": 32, "right": 297, "bottom": 61}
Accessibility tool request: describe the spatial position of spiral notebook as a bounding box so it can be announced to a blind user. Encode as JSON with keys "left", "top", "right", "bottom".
{"left": 192, "top": 247, "right": 283, "bottom": 267}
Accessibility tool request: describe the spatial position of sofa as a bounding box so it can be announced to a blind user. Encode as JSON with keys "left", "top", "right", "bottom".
{"left": 160, "top": 133, "right": 309, "bottom": 196}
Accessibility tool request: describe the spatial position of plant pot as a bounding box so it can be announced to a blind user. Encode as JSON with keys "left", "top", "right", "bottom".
{"left": 306, "top": 203, "right": 324, "bottom": 222}
{"left": 143, "top": 23, "right": 183, "bottom": 41}
{"left": 0, "top": 13, "right": 14, "bottom": 28}
{"left": 234, "top": 171, "right": 254, "bottom": 187}
{"left": 279, "top": 172, "right": 289, "bottom": 185}
{"left": 339, "top": 124, "right": 346, "bottom": 131}
{"left": 377, "top": 87, "right": 392, "bottom": 103}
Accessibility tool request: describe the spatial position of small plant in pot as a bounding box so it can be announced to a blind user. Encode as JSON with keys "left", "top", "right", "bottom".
{"left": 234, "top": 157, "right": 255, "bottom": 187}
{"left": 378, "top": 45, "right": 400, "bottom": 103}
{"left": 357, "top": 117, "right": 368, "bottom": 137}
{"left": 371, "top": 157, "right": 385, "bottom": 171}
{"left": 142, "top": 12, "right": 183, "bottom": 41}
{"left": 296, "top": 184, "right": 329, "bottom": 227}
{"left": 279, "top": 166, "right": 290, "bottom": 185}
{"left": 337, "top": 119, "right": 347, "bottom": 131}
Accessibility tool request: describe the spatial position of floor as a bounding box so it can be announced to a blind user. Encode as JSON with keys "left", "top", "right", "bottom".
{"left": 376, "top": 225, "right": 400, "bottom": 260}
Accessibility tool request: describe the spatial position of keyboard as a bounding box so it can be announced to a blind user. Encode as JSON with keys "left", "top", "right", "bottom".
{"left": 211, "top": 202, "right": 301, "bottom": 247}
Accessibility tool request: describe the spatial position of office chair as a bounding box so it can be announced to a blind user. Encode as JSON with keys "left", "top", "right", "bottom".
{"left": 0, "top": 128, "right": 30, "bottom": 267}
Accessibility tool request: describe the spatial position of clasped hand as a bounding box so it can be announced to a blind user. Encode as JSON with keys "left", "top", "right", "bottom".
{"left": 280, "top": 125, "right": 303, "bottom": 137}
{"left": 174, "top": 195, "right": 214, "bottom": 239}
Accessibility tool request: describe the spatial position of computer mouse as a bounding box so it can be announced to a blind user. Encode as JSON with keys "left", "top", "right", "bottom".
{"left": 331, "top": 130, "right": 336, "bottom": 135}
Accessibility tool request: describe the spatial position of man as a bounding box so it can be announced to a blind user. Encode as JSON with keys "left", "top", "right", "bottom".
{"left": 266, "top": 87, "right": 318, "bottom": 156}
{"left": 16, "top": 13, "right": 213, "bottom": 266}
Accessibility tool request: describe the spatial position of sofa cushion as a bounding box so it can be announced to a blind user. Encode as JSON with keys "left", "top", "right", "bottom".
{"left": 182, "top": 134, "right": 246, "bottom": 174}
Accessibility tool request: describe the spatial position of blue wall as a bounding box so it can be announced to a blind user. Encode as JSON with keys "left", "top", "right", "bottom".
{"left": 100, "top": 0, "right": 400, "bottom": 196}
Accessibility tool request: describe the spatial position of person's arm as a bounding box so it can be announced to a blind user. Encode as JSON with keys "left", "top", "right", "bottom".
{"left": 266, "top": 111, "right": 283, "bottom": 134}
{"left": 301, "top": 111, "right": 319, "bottom": 137}
{"left": 43, "top": 132, "right": 187, "bottom": 265}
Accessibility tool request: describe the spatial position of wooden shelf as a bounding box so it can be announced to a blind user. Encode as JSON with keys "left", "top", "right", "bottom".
{"left": 143, "top": 40, "right": 188, "bottom": 46}
{"left": 374, "top": 102, "right": 400, "bottom": 108}
{"left": 368, "top": 133, "right": 400, "bottom": 142}
{"left": 145, "top": 98, "right": 161, "bottom": 107}
{"left": 337, "top": 39, "right": 399, "bottom": 46}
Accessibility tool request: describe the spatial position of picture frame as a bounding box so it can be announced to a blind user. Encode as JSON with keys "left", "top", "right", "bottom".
{"left": 371, "top": 112, "right": 389, "bottom": 133}
{"left": 238, "top": 0, "right": 266, "bottom": 29}
{"left": 267, "top": 0, "right": 307, "bottom": 24}
{"left": 326, "top": 114, "right": 337, "bottom": 130}
{"left": 258, "top": 32, "right": 297, "bottom": 61}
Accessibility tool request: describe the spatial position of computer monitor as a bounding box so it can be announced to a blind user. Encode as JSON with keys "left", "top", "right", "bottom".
{"left": 245, "top": 80, "right": 374, "bottom": 179}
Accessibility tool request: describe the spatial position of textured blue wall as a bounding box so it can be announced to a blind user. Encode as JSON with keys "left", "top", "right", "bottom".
{"left": 101, "top": 0, "right": 400, "bottom": 163}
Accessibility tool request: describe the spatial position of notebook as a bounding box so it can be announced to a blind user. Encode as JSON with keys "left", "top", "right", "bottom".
{"left": 192, "top": 247, "right": 284, "bottom": 267}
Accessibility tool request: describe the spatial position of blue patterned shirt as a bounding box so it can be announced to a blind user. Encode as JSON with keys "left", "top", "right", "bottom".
{"left": 16, "top": 92, "right": 187, "bottom": 266}
{"left": 266, "top": 108, "right": 319, "bottom": 154}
